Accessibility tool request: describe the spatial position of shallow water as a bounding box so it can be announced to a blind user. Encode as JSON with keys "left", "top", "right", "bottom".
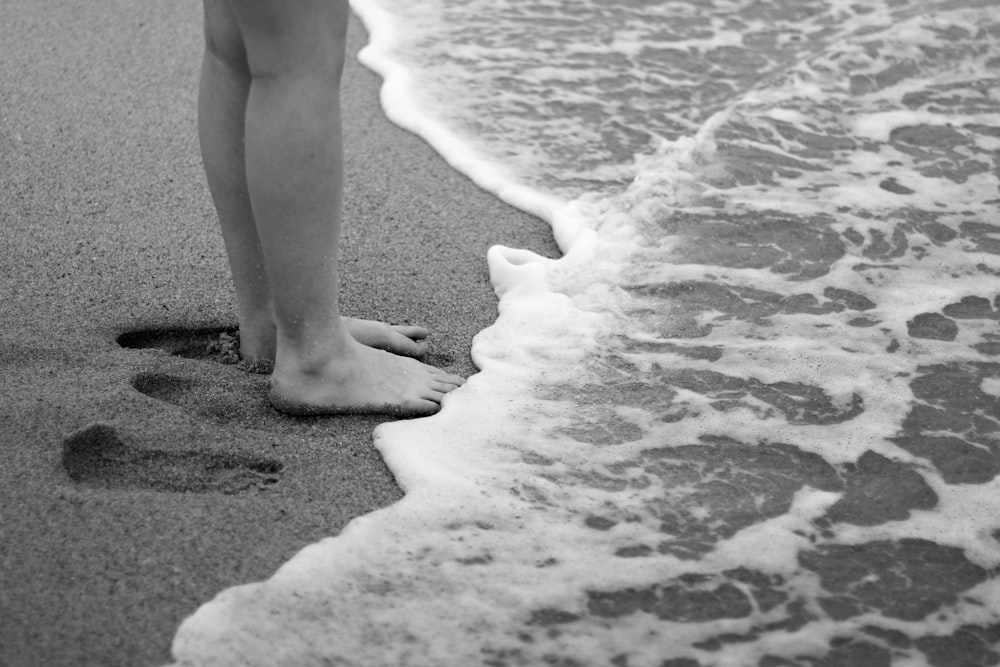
{"left": 170, "top": 1, "right": 1000, "bottom": 665}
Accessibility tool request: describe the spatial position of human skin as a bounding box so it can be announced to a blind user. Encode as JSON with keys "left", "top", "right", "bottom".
{"left": 199, "top": 0, "right": 464, "bottom": 415}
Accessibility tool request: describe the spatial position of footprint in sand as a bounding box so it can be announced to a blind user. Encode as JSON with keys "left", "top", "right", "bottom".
{"left": 117, "top": 326, "right": 273, "bottom": 373}
{"left": 119, "top": 327, "right": 284, "bottom": 429}
{"left": 62, "top": 423, "right": 282, "bottom": 494}
{"left": 130, "top": 371, "right": 275, "bottom": 428}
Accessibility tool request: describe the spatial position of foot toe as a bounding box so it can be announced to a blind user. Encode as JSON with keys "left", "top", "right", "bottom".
{"left": 440, "top": 372, "right": 465, "bottom": 386}
{"left": 392, "top": 324, "right": 430, "bottom": 341}
{"left": 345, "top": 318, "right": 429, "bottom": 358}
{"left": 406, "top": 398, "right": 442, "bottom": 416}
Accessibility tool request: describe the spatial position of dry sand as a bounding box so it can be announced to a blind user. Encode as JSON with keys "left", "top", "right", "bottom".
{"left": 0, "top": 3, "right": 559, "bottom": 666}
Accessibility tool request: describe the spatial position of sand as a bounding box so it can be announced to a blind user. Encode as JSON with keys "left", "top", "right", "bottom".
{"left": 0, "top": 3, "right": 559, "bottom": 666}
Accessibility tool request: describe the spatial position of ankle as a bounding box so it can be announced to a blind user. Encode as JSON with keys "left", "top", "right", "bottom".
{"left": 237, "top": 318, "right": 277, "bottom": 362}
{"left": 274, "top": 325, "right": 355, "bottom": 376}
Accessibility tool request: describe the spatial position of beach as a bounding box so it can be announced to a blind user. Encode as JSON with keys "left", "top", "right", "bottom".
{"left": 5, "top": 1, "right": 1000, "bottom": 665}
{"left": 0, "top": 3, "right": 559, "bottom": 666}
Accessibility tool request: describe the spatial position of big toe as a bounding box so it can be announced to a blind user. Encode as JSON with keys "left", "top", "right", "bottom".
{"left": 392, "top": 324, "right": 430, "bottom": 341}
{"left": 400, "top": 397, "right": 443, "bottom": 417}
{"left": 385, "top": 332, "right": 429, "bottom": 358}
{"left": 430, "top": 368, "right": 465, "bottom": 386}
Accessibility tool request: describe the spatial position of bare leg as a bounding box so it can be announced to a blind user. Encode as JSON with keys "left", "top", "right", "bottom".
{"left": 202, "top": 0, "right": 463, "bottom": 415}
{"left": 199, "top": 5, "right": 276, "bottom": 362}
{"left": 199, "top": 0, "right": 433, "bottom": 362}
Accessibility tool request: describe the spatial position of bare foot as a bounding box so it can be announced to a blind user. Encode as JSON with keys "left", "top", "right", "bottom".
{"left": 343, "top": 317, "right": 429, "bottom": 358}
{"left": 238, "top": 317, "right": 429, "bottom": 369}
{"left": 269, "top": 337, "right": 464, "bottom": 417}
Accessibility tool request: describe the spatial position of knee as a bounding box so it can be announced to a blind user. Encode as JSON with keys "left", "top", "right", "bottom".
{"left": 247, "top": 43, "right": 347, "bottom": 85}
{"left": 202, "top": 0, "right": 247, "bottom": 69}
{"left": 237, "top": 2, "right": 349, "bottom": 82}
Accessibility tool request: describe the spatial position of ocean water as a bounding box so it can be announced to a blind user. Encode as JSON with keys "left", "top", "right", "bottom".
{"left": 170, "top": 1, "right": 1000, "bottom": 666}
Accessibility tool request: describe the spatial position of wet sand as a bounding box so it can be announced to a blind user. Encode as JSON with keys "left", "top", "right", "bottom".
{"left": 0, "top": 3, "right": 559, "bottom": 666}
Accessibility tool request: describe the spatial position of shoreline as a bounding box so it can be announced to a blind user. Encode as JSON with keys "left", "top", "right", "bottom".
{"left": 0, "top": 4, "right": 560, "bottom": 666}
